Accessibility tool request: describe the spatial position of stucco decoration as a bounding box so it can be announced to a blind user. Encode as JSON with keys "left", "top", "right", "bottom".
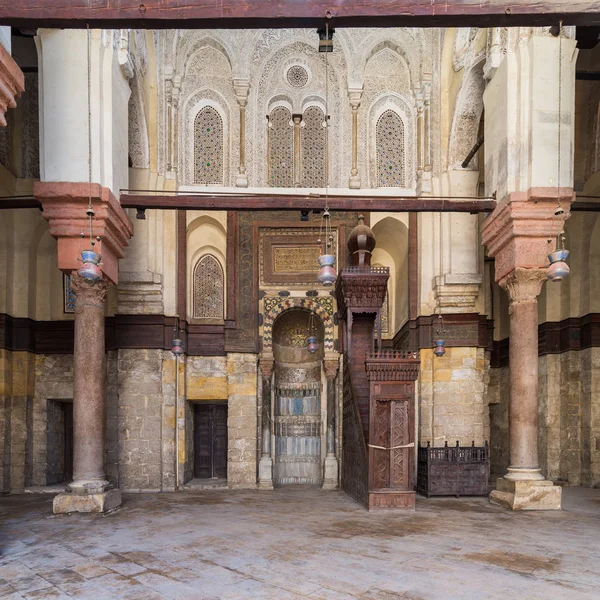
{"left": 360, "top": 47, "right": 416, "bottom": 190}
{"left": 178, "top": 44, "right": 236, "bottom": 185}
{"left": 193, "top": 254, "right": 224, "bottom": 319}
{"left": 247, "top": 31, "right": 348, "bottom": 187}
{"left": 128, "top": 74, "right": 150, "bottom": 169}
{"left": 448, "top": 56, "right": 485, "bottom": 170}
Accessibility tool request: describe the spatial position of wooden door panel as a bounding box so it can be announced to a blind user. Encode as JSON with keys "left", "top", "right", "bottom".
{"left": 194, "top": 404, "right": 212, "bottom": 479}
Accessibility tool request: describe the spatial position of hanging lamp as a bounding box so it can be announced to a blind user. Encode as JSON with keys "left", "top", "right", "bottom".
{"left": 433, "top": 313, "right": 446, "bottom": 357}
{"left": 306, "top": 310, "right": 319, "bottom": 353}
{"left": 316, "top": 22, "right": 337, "bottom": 287}
{"left": 547, "top": 22, "right": 570, "bottom": 283}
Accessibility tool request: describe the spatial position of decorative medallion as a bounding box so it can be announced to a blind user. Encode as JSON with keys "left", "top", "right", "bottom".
{"left": 286, "top": 65, "right": 309, "bottom": 88}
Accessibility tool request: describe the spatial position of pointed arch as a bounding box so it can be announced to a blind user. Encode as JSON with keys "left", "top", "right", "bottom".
{"left": 301, "top": 105, "right": 327, "bottom": 187}
{"left": 194, "top": 106, "right": 224, "bottom": 185}
{"left": 376, "top": 109, "right": 405, "bottom": 188}
{"left": 193, "top": 254, "right": 224, "bottom": 319}
{"left": 268, "top": 105, "right": 294, "bottom": 187}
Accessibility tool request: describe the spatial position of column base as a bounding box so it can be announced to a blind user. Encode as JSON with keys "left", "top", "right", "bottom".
{"left": 258, "top": 456, "right": 274, "bottom": 490}
{"left": 53, "top": 488, "right": 122, "bottom": 514}
{"left": 236, "top": 173, "right": 249, "bottom": 188}
{"left": 322, "top": 455, "right": 339, "bottom": 490}
{"left": 348, "top": 175, "right": 361, "bottom": 189}
{"left": 489, "top": 477, "right": 562, "bottom": 511}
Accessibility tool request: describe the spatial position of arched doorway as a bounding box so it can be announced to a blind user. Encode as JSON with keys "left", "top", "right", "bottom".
{"left": 272, "top": 309, "right": 325, "bottom": 486}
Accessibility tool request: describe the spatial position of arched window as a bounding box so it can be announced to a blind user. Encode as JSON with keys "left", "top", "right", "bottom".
{"left": 194, "top": 107, "right": 224, "bottom": 185}
{"left": 376, "top": 110, "right": 405, "bottom": 187}
{"left": 193, "top": 255, "right": 224, "bottom": 319}
{"left": 268, "top": 106, "right": 294, "bottom": 187}
{"left": 301, "top": 106, "right": 327, "bottom": 187}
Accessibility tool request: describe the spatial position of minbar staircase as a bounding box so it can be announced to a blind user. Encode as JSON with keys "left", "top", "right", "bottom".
{"left": 336, "top": 266, "right": 420, "bottom": 510}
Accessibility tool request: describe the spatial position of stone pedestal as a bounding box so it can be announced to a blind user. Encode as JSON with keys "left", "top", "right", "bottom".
{"left": 54, "top": 488, "right": 122, "bottom": 514}
{"left": 258, "top": 456, "right": 274, "bottom": 490}
{"left": 322, "top": 456, "right": 339, "bottom": 490}
{"left": 490, "top": 478, "right": 562, "bottom": 511}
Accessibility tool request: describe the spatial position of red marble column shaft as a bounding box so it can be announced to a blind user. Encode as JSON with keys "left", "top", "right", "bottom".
{"left": 71, "top": 272, "right": 111, "bottom": 489}
{"left": 503, "top": 269, "right": 546, "bottom": 477}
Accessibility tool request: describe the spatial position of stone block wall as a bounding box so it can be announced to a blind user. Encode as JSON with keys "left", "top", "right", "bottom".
{"left": 226, "top": 353, "right": 258, "bottom": 489}
{"left": 488, "top": 348, "right": 600, "bottom": 487}
{"left": 486, "top": 365, "right": 509, "bottom": 475}
{"left": 115, "top": 349, "right": 164, "bottom": 491}
{"left": 32, "top": 354, "right": 73, "bottom": 487}
{"left": 419, "top": 347, "right": 490, "bottom": 447}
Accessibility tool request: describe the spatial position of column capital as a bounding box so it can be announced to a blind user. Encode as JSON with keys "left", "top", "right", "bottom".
{"left": 348, "top": 87, "right": 363, "bottom": 110}
{"left": 481, "top": 189, "right": 573, "bottom": 283}
{"left": 71, "top": 271, "right": 111, "bottom": 308}
{"left": 500, "top": 267, "right": 547, "bottom": 307}
{"left": 35, "top": 181, "right": 134, "bottom": 285}
{"left": 0, "top": 42, "right": 24, "bottom": 127}
{"left": 259, "top": 355, "right": 274, "bottom": 380}
{"left": 233, "top": 78, "right": 250, "bottom": 107}
{"left": 323, "top": 356, "right": 340, "bottom": 381}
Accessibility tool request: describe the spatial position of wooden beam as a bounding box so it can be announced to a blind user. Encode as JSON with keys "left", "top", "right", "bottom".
{"left": 1, "top": 1, "right": 599, "bottom": 28}
{"left": 121, "top": 193, "right": 496, "bottom": 213}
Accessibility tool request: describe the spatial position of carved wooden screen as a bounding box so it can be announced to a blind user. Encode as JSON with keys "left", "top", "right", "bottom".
{"left": 193, "top": 254, "right": 224, "bottom": 319}
{"left": 300, "top": 106, "right": 327, "bottom": 187}
{"left": 268, "top": 106, "right": 294, "bottom": 187}
{"left": 376, "top": 109, "right": 405, "bottom": 187}
{"left": 194, "top": 106, "right": 224, "bottom": 185}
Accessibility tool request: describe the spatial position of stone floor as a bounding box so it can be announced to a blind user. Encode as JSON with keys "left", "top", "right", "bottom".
{"left": 1, "top": 486, "right": 599, "bottom": 599}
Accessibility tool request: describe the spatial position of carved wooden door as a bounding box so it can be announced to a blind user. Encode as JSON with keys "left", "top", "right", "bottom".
{"left": 194, "top": 404, "right": 228, "bottom": 479}
{"left": 369, "top": 382, "right": 414, "bottom": 491}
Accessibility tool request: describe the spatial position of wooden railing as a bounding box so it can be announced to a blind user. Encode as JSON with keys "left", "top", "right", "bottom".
{"left": 341, "top": 354, "right": 369, "bottom": 507}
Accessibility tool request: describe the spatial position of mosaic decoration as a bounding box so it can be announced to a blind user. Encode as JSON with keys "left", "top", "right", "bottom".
{"left": 193, "top": 254, "right": 224, "bottom": 319}
{"left": 194, "top": 106, "right": 224, "bottom": 185}
{"left": 268, "top": 106, "right": 294, "bottom": 187}
{"left": 273, "top": 246, "right": 321, "bottom": 273}
{"left": 301, "top": 106, "right": 327, "bottom": 188}
{"left": 286, "top": 65, "right": 309, "bottom": 88}
{"left": 263, "top": 298, "right": 334, "bottom": 352}
{"left": 315, "top": 296, "right": 334, "bottom": 316}
{"left": 63, "top": 274, "right": 75, "bottom": 314}
{"left": 376, "top": 109, "right": 405, "bottom": 188}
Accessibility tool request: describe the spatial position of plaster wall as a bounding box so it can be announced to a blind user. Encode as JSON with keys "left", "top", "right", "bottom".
{"left": 36, "top": 29, "right": 130, "bottom": 196}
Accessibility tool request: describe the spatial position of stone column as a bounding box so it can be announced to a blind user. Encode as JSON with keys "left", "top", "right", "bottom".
{"left": 416, "top": 91, "right": 424, "bottom": 186}
{"left": 322, "top": 355, "right": 339, "bottom": 489}
{"left": 501, "top": 269, "right": 547, "bottom": 480}
{"left": 348, "top": 88, "right": 362, "bottom": 189}
{"left": 292, "top": 114, "right": 302, "bottom": 187}
{"left": 234, "top": 79, "right": 250, "bottom": 188}
{"left": 258, "top": 356, "right": 274, "bottom": 490}
{"left": 53, "top": 273, "right": 121, "bottom": 514}
{"left": 482, "top": 194, "right": 571, "bottom": 510}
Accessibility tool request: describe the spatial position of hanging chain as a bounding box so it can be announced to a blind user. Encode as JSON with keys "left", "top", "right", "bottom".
{"left": 86, "top": 25, "right": 94, "bottom": 247}
{"left": 324, "top": 22, "right": 331, "bottom": 249}
{"left": 556, "top": 21, "right": 565, "bottom": 249}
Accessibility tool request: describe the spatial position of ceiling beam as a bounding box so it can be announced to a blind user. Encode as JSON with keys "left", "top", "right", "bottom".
{"left": 1, "top": 1, "right": 599, "bottom": 29}
{"left": 119, "top": 194, "right": 496, "bottom": 213}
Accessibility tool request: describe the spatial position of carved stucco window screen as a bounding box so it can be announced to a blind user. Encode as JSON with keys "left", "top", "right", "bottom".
{"left": 376, "top": 109, "right": 405, "bottom": 188}
{"left": 193, "top": 106, "right": 224, "bottom": 185}
{"left": 193, "top": 254, "right": 224, "bottom": 320}
{"left": 268, "top": 105, "right": 294, "bottom": 187}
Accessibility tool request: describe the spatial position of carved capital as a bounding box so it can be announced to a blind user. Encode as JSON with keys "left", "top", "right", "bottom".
{"left": 233, "top": 78, "right": 250, "bottom": 107}
{"left": 259, "top": 356, "right": 274, "bottom": 381}
{"left": 71, "top": 271, "right": 111, "bottom": 309}
{"left": 348, "top": 87, "right": 363, "bottom": 111}
{"left": 323, "top": 358, "right": 339, "bottom": 381}
{"left": 35, "top": 182, "right": 134, "bottom": 285}
{"left": 0, "top": 43, "right": 25, "bottom": 127}
{"left": 499, "top": 268, "right": 547, "bottom": 307}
